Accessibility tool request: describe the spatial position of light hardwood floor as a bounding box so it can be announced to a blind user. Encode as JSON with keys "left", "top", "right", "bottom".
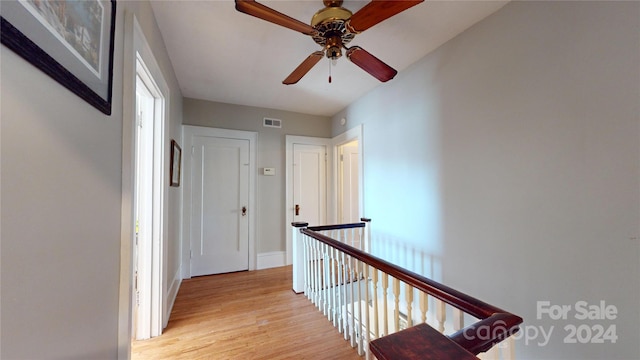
{"left": 132, "top": 266, "right": 361, "bottom": 359}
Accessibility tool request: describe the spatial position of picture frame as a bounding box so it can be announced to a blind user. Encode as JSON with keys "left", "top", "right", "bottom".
{"left": 170, "top": 140, "right": 182, "bottom": 187}
{"left": 0, "top": 0, "right": 116, "bottom": 115}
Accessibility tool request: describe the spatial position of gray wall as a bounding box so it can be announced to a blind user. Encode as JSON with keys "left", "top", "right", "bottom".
{"left": 1, "top": 1, "right": 183, "bottom": 358}
{"left": 183, "top": 98, "right": 331, "bottom": 255}
{"left": 332, "top": 1, "right": 639, "bottom": 359}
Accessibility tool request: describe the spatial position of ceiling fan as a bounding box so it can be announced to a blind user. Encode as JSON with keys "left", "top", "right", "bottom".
{"left": 235, "top": 0, "right": 424, "bottom": 84}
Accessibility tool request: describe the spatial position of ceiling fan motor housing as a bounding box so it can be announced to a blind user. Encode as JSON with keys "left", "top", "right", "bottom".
{"left": 310, "top": 4, "right": 355, "bottom": 59}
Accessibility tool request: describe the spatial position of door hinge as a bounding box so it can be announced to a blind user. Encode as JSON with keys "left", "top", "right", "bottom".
{"left": 340, "top": 154, "right": 344, "bottom": 161}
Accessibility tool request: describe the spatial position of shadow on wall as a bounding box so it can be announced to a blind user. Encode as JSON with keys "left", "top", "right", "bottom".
{"left": 369, "top": 231, "right": 443, "bottom": 283}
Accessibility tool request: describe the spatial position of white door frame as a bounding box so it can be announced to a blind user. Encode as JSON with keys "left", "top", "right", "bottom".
{"left": 331, "top": 124, "right": 364, "bottom": 223}
{"left": 134, "top": 53, "right": 166, "bottom": 340}
{"left": 119, "top": 13, "right": 170, "bottom": 357}
{"left": 182, "top": 125, "right": 257, "bottom": 278}
{"left": 285, "top": 135, "right": 333, "bottom": 265}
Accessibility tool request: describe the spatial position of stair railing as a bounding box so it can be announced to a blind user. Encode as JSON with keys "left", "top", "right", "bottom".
{"left": 291, "top": 220, "right": 523, "bottom": 360}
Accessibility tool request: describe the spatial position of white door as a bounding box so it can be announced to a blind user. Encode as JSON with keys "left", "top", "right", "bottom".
{"left": 293, "top": 143, "right": 327, "bottom": 226}
{"left": 339, "top": 140, "right": 359, "bottom": 223}
{"left": 190, "top": 136, "right": 250, "bottom": 276}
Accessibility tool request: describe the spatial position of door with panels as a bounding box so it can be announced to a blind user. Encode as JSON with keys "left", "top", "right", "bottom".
{"left": 188, "top": 131, "right": 253, "bottom": 276}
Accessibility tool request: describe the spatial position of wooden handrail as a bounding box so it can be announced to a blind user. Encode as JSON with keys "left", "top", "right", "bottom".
{"left": 307, "top": 222, "right": 366, "bottom": 232}
{"left": 300, "top": 227, "right": 523, "bottom": 355}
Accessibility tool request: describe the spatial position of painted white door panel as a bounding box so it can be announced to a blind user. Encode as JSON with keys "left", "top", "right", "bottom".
{"left": 340, "top": 141, "right": 359, "bottom": 223}
{"left": 293, "top": 144, "right": 327, "bottom": 226}
{"left": 191, "top": 136, "right": 249, "bottom": 276}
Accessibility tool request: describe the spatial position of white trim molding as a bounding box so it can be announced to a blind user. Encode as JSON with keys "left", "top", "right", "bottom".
{"left": 257, "top": 251, "right": 287, "bottom": 270}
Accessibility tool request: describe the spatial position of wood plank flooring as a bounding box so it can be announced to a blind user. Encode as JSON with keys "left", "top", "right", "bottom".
{"left": 132, "top": 266, "right": 361, "bottom": 360}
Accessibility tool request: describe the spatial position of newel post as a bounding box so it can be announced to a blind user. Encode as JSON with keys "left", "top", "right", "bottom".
{"left": 361, "top": 218, "right": 372, "bottom": 253}
{"left": 291, "top": 222, "right": 309, "bottom": 293}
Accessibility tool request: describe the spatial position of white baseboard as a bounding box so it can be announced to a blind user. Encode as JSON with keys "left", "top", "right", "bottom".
{"left": 257, "top": 251, "right": 286, "bottom": 270}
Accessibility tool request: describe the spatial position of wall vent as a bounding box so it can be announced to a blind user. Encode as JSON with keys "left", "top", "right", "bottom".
{"left": 263, "top": 117, "right": 282, "bottom": 128}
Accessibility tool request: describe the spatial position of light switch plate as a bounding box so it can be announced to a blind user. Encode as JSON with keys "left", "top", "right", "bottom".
{"left": 263, "top": 167, "right": 275, "bottom": 176}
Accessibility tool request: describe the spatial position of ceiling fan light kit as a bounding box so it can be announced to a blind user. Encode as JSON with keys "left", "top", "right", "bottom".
{"left": 235, "top": 0, "right": 423, "bottom": 84}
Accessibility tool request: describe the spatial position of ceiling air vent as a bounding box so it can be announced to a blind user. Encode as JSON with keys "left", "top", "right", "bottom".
{"left": 263, "top": 117, "right": 282, "bottom": 128}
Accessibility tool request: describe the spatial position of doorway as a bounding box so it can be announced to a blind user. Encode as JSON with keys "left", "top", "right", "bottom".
{"left": 119, "top": 15, "right": 172, "bottom": 355}
{"left": 332, "top": 124, "right": 364, "bottom": 224}
{"left": 132, "top": 55, "right": 166, "bottom": 340}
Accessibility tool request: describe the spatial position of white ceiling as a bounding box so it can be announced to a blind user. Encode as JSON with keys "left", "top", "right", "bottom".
{"left": 150, "top": 0, "right": 509, "bottom": 117}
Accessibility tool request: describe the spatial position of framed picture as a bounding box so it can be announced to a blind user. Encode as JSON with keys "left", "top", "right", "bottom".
{"left": 0, "top": 0, "right": 116, "bottom": 115}
{"left": 170, "top": 140, "right": 182, "bottom": 187}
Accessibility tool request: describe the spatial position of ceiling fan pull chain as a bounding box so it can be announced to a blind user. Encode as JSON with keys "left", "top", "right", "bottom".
{"left": 328, "top": 59, "right": 332, "bottom": 83}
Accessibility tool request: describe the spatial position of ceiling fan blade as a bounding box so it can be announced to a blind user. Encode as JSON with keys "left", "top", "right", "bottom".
{"left": 347, "top": 0, "right": 424, "bottom": 33}
{"left": 346, "top": 46, "right": 397, "bottom": 82}
{"left": 235, "top": 0, "right": 317, "bottom": 36}
{"left": 283, "top": 51, "right": 325, "bottom": 85}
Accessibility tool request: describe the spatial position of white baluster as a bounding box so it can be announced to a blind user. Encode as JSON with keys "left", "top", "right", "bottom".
{"left": 482, "top": 344, "right": 500, "bottom": 360}
{"left": 348, "top": 255, "right": 356, "bottom": 347}
{"left": 303, "top": 234, "right": 311, "bottom": 299}
{"left": 419, "top": 291, "right": 428, "bottom": 324}
{"left": 381, "top": 272, "right": 389, "bottom": 337}
{"left": 503, "top": 335, "right": 516, "bottom": 360}
{"left": 322, "top": 242, "right": 329, "bottom": 317}
{"left": 393, "top": 277, "right": 400, "bottom": 333}
{"left": 405, "top": 283, "right": 414, "bottom": 328}
{"left": 453, "top": 308, "right": 464, "bottom": 332}
{"left": 306, "top": 236, "right": 313, "bottom": 301}
{"left": 308, "top": 238, "right": 314, "bottom": 303}
{"left": 313, "top": 239, "right": 321, "bottom": 307}
{"left": 334, "top": 246, "right": 343, "bottom": 332}
{"left": 352, "top": 227, "right": 357, "bottom": 248}
{"left": 329, "top": 246, "right": 337, "bottom": 326}
{"left": 319, "top": 240, "right": 325, "bottom": 311}
{"left": 356, "top": 260, "right": 364, "bottom": 355}
{"left": 371, "top": 268, "right": 379, "bottom": 340}
{"left": 436, "top": 299, "right": 446, "bottom": 333}
{"left": 363, "top": 264, "right": 371, "bottom": 360}
{"left": 341, "top": 251, "right": 349, "bottom": 340}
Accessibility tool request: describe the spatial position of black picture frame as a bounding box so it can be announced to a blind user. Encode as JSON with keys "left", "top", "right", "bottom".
{"left": 1, "top": 0, "right": 117, "bottom": 115}
{"left": 170, "top": 140, "right": 182, "bottom": 187}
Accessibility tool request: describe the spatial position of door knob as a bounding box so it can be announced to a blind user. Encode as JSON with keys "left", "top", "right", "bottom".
{"left": 242, "top": 206, "right": 247, "bottom": 216}
{"left": 295, "top": 204, "right": 300, "bottom": 216}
